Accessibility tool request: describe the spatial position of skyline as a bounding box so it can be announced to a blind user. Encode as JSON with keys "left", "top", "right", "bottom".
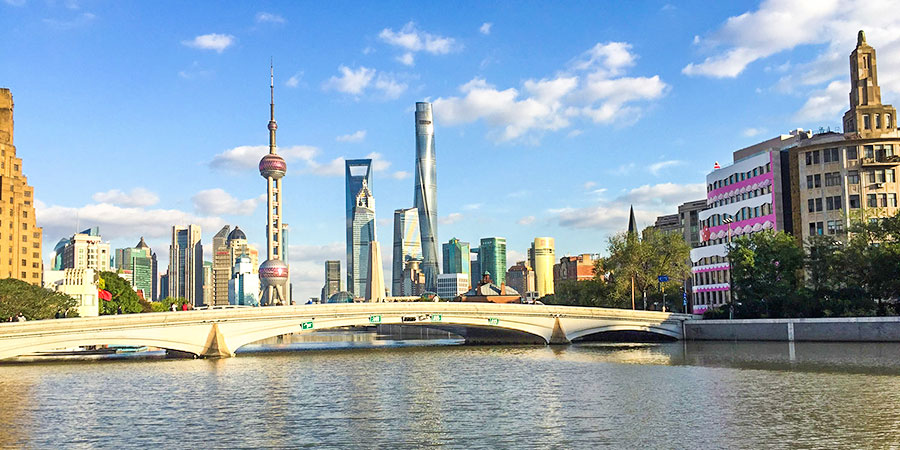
{"left": 4, "top": 1, "right": 900, "bottom": 300}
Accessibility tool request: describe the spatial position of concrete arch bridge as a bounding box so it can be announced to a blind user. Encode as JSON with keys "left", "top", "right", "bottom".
{"left": 0, "top": 303, "right": 694, "bottom": 360}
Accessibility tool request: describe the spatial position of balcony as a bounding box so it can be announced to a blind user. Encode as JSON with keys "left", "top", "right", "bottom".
{"left": 861, "top": 155, "right": 900, "bottom": 167}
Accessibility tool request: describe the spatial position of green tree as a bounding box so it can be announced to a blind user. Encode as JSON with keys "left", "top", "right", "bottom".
{"left": 541, "top": 279, "right": 619, "bottom": 308}
{"left": 603, "top": 227, "right": 691, "bottom": 310}
{"left": 0, "top": 278, "right": 78, "bottom": 321}
{"left": 98, "top": 271, "right": 145, "bottom": 315}
{"left": 149, "top": 297, "right": 190, "bottom": 312}
{"left": 726, "top": 231, "right": 805, "bottom": 318}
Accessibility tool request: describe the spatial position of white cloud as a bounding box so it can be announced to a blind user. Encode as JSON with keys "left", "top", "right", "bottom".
{"left": 552, "top": 182, "right": 705, "bottom": 231}
{"left": 92, "top": 188, "right": 159, "bottom": 208}
{"left": 323, "top": 66, "right": 407, "bottom": 98}
{"left": 42, "top": 12, "right": 95, "bottom": 30}
{"left": 583, "top": 181, "right": 597, "bottom": 190}
{"left": 191, "top": 189, "right": 264, "bottom": 216}
{"left": 379, "top": 22, "right": 458, "bottom": 55}
{"left": 433, "top": 41, "right": 667, "bottom": 142}
{"left": 4, "top": 0, "right": 26, "bottom": 6}
{"left": 286, "top": 242, "right": 344, "bottom": 301}
{"left": 683, "top": 0, "right": 900, "bottom": 122}
{"left": 209, "top": 145, "right": 319, "bottom": 172}
{"left": 742, "top": 127, "right": 765, "bottom": 137}
{"left": 648, "top": 159, "right": 683, "bottom": 175}
{"left": 463, "top": 203, "right": 483, "bottom": 210}
{"left": 336, "top": 130, "right": 367, "bottom": 143}
{"left": 255, "top": 12, "right": 285, "bottom": 24}
{"left": 517, "top": 216, "right": 535, "bottom": 225}
{"left": 397, "top": 52, "right": 415, "bottom": 66}
{"left": 302, "top": 152, "right": 393, "bottom": 178}
{"left": 391, "top": 171, "right": 410, "bottom": 180}
{"left": 181, "top": 33, "right": 235, "bottom": 53}
{"left": 567, "top": 129, "right": 584, "bottom": 138}
{"left": 285, "top": 72, "right": 303, "bottom": 88}
{"left": 479, "top": 22, "right": 493, "bottom": 35}
{"left": 439, "top": 213, "right": 463, "bottom": 225}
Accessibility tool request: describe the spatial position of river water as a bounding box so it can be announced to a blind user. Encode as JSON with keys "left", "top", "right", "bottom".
{"left": 1, "top": 332, "right": 899, "bottom": 448}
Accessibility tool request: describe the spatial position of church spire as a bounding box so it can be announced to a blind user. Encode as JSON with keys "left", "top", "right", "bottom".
{"left": 843, "top": 30, "right": 896, "bottom": 135}
{"left": 627, "top": 205, "right": 638, "bottom": 236}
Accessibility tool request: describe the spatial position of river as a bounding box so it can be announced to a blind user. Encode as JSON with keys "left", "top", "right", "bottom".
{"left": 1, "top": 331, "right": 899, "bottom": 448}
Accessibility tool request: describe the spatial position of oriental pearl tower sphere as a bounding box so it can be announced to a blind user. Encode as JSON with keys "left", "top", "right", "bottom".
{"left": 258, "top": 63, "right": 289, "bottom": 306}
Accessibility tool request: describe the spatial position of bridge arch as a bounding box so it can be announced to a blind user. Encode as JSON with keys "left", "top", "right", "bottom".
{"left": 0, "top": 335, "right": 208, "bottom": 360}
{"left": 566, "top": 324, "right": 680, "bottom": 342}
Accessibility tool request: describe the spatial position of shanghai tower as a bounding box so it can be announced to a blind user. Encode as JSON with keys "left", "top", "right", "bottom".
{"left": 414, "top": 102, "right": 439, "bottom": 292}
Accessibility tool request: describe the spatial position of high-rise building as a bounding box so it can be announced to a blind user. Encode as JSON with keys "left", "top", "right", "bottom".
{"left": 202, "top": 261, "right": 213, "bottom": 306}
{"left": 322, "top": 260, "right": 341, "bottom": 302}
{"left": 50, "top": 238, "right": 68, "bottom": 271}
{"left": 0, "top": 89, "right": 42, "bottom": 285}
{"left": 653, "top": 214, "right": 682, "bottom": 236}
{"left": 159, "top": 272, "right": 169, "bottom": 300}
{"left": 791, "top": 30, "right": 900, "bottom": 244}
{"left": 437, "top": 273, "right": 468, "bottom": 300}
{"left": 169, "top": 224, "right": 203, "bottom": 306}
{"left": 346, "top": 159, "right": 373, "bottom": 296}
{"left": 678, "top": 200, "right": 708, "bottom": 248}
{"left": 258, "top": 64, "right": 290, "bottom": 306}
{"left": 392, "top": 207, "right": 421, "bottom": 296}
{"left": 442, "top": 237, "right": 470, "bottom": 287}
{"left": 478, "top": 237, "right": 507, "bottom": 286}
{"left": 532, "top": 237, "right": 555, "bottom": 297}
{"left": 350, "top": 179, "right": 377, "bottom": 297}
{"left": 212, "top": 226, "right": 257, "bottom": 306}
{"left": 63, "top": 232, "right": 111, "bottom": 272}
{"left": 229, "top": 254, "right": 260, "bottom": 306}
{"left": 150, "top": 251, "right": 159, "bottom": 301}
{"left": 470, "top": 247, "right": 480, "bottom": 285}
{"left": 366, "top": 240, "right": 386, "bottom": 302}
{"left": 401, "top": 259, "right": 426, "bottom": 296}
{"left": 506, "top": 262, "right": 534, "bottom": 297}
{"left": 414, "top": 102, "right": 439, "bottom": 292}
{"left": 115, "top": 237, "right": 153, "bottom": 300}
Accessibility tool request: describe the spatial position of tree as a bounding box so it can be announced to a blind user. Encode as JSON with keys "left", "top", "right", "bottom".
{"left": 150, "top": 297, "right": 190, "bottom": 312}
{"left": 603, "top": 227, "right": 691, "bottom": 310}
{"left": 0, "top": 278, "right": 78, "bottom": 321}
{"left": 98, "top": 271, "right": 145, "bottom": 315}
{"left": 542, "top": 279, "right": 619, "bottom": 308}
{"left": 727, "top": 231, "right": 805, "bottom": 318}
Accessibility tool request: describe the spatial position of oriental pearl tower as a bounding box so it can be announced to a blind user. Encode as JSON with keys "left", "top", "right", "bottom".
{"left": 258, "top": 64, "right": 289, "bottom": 306}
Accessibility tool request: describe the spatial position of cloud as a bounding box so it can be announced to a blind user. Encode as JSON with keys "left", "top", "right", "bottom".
{"left": 43, "top": 12, "right": 95, "bottom": 30}
{"left": 182, "top": 33, "right": 235, "bottom": 53}
{"left": 479, "top": 22, "right": 493, "bottom": 35}
{"left": 439, "top": 213, "right": 463, "bottom": 225}
{"left": 794, "top": 80, "right": 848, "bottom": 121}
{"left": 92, "top": 188, "right": 159, "bottom": 208}
{"left": 209, "top": 145, "right": 319, "bottom": 172}
{"left": 583, "top": 181, "right": 597, "bottom": 190}
{"left": 285, "top": 72, "right": 303, "bottom": 88}
{"left": 391, "top": 171, "right": 410, "bottom": 180}
{"left": 255, "top": 12, "right": 285, "bottom": 24}
{"left": 303, "top": 151, "right": 393, "bottom": 177}
{"left": 517, "top": 216, "right": 535, "bottom": 225}
{"left": 336, "top": 130, "right": 367, "bottom": 143}
{"left": 552, "top": 182, "right": 705, "bottom": 231}
{"left": 323, "top": 66, "right": 407, "bottom": 98}
{"left": 4, "top": 0, "right": 26, "bottom": 6}
{"left": 647, "top": 159, "right": 683, "bottom": 175}
{"left": 742, "top": 127, "right": 765, "bottom": 137}
{"left": 433, "top": 41, "right": 667, "bottom": 142}
{"left": 286, "top": 242, "right": 343, "bottom": 300}
{"left": 397, "top": 52, "right": 415, "bottom": 66}
{"left": 379, "top": 22, "right": 458, "bottom": 55}
{"left": 191, "top": 189, "right": 265, "bottom": 216}
{"left": 567, "top": 129, "right": 583, "bottom": 138}
{"left": 463, "top": 203, "right": 483, "bottom": 210}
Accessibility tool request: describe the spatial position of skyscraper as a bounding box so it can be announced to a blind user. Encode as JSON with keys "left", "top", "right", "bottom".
{"left": 212, "top": 226, "right": 257, "bottom": 306}
{"left": 0, "top": 89, "right": 43, "bottom": 285}
{"left": 202, "top": 261, "right": 213, "bottom": 306}
{"left": 442, "top": 237, "right": 470, "bottom": 287}
{"left": 532, "top": 237, "right": 556, "bottom": 297}
{"left": 115, "top": 237, "right": 153, "bottom": 300}
{"left": 350, "top": 179, "right": 377, "bottom": 297}
{"left": 258, "top": 64, "right": 290, "bottom": 306}
{"left": 479, "top": 237, "right": 507, "bottom": 285}
{"left": 346, "top": 159, "right": 373, "bottom": 295}
{"left": 229, "top": 254, "right": 259, "bottom": 306}
{"left": 322, "top": 260, "right": 341, "bottom": 301}
{"left": 169, "top": 224, "right": 203, "bottom": 306}
{"left": 414, "top": 102, "right": 439, "bottom": 292}
{"left": 392, "top": 207, "right": 421, "bottom": 295}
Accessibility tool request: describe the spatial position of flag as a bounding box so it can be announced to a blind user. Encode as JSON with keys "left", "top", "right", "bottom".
{"left": 98, "top": 290, "right": 112, "bottom": 301}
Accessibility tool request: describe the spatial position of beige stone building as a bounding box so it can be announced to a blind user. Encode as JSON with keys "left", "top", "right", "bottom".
{"left": 790, "top": 31, "right": 900, "bottom": 242}
{"left": 63, "top": 233, "right": 111, "bottom": 272}
{"left": 0, "top": 89, "right": 42, "bottom": 285}
{"left": 44, "top": 269, "right": 100, "bottom": 317}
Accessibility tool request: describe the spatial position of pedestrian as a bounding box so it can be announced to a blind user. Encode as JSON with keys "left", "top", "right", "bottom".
{"left": 181, "top": 303, "right": 188, "bottom": 311}
{"left": 117, "top": 306, "right": 122, "bottom": 315}
{"left": 170, "top": 303, "right": 177, "bottom": 312}
{"left": 55, "top": 309, "right": 61, "bottom": 319}
{"left": 16, "top": 313, "right": 26, "bottom": 322}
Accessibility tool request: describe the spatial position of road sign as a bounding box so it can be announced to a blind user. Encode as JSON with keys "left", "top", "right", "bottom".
{"left": 430, "top": 314, "right": 442, "bottom": 322}
{"left": 658, "top": 275, "right": 669, "bottom": 282}
{"left": 487, "top": 318, "right": 499, "bottom": 325}
{"left": 301, "top": 321, "right": 314, "bottom": 330}
{"left": 368, "top": 315, "right": 382, "bottom": 324}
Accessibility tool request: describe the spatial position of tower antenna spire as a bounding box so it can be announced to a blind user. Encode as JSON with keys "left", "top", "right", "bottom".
{"left": 269, "top": 58, "right": 275, "bottom": 122}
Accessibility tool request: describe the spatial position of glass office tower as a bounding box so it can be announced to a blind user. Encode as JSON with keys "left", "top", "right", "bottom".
{"left": 478, "top": 237, "right": 507, "bottom": 286}
{"left": 414, "top": 102, "right": 439, "bottom": 292}
{"left": 392, "top": 207, "right": 422, "bottom": 296}
{"left": 346, "top": 159, "right": 373, "bottom": 295}
{"left": 442, "top": 237, "right": 471, "bottom": 287}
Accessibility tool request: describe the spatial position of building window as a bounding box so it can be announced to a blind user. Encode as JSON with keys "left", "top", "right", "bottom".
{"left": 850, "top": 194, "right": 861, "bottom": 208}
{"left": 825, "top": 172, "right": 841, "bottom": 186}
{"left": 868, "top": 194, "right": 878, "bottom": 207}
{"left": 848, "top": 170, "right": 860, "bottom": 184}
{"left": 806, "top": 152, "right": 813, "bottom": 165}
{"left": 890, "top": 193, "right": 898, "bottom": 208}
{"left": 864, "top": 114, "right": 871, "bottom": 129}
{"left": 814, "top": 174, "right": 821, "bottom": 187}
{"left": 876, "top": 114, "right": 882, "bottom": 128}
{"left": 880, "top": 194, "right": 888, "bottom": 207}
{"left": 887, "top": 114, "right": 893, "bottom": 128}
{"left": 807, "top": 175, "right": 813, "bottom": 188}
{"left": 823, "top": 148, "right": 839, "bottom": 162}
{"left": 827, "top": 220, "right": 844, "bottom": 235}
{"left": 865, "top": 145, "right": 874, "bottom": 158}
{"left": 808, "top": 199, "right": 815, "bottom": 212}
{"left": 826, "top": 196, "right": 842, "bottom": 210}
{"left": 809, "top": 222, "right": 824, "bottom": 236}
{"left": 847, "top": 147, "right": 858, "bottom": 160}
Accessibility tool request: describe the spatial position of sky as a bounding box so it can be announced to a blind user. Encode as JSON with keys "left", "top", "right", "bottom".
{"left": 3, "top": 0, "right": 900, "bottom": 300}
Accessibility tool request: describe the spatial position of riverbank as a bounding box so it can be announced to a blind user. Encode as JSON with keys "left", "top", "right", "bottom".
{"left": 686, "top": 316, "right": 900, "bottom": 341}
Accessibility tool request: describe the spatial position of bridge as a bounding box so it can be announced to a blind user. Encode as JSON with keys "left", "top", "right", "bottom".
{"left": 0, "top": 303, "right": 695, "bottom": 360}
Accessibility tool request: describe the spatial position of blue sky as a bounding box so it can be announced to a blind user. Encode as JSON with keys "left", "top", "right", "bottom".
{"left": 3, "top": 0, "right": 900, "bottom": 299}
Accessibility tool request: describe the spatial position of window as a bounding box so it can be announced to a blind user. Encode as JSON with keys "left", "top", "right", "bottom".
{"left": 824, "top": 148, "right": 839, "bottom": 162}
{"left": 864, "top": 114, "right": 871, "bottom": 129}
{"left": 827, "top": 220, "right": 844, "bottom": 235}
{"left": 876, "top": 114, "right": 882, "bottom": 128}
{"left": 888, "top": 145, "right": 895, "bottom": 158}
{"left": 887, "top": 114, "right": 893, "bottom": 128}
{"left": 808, "top": 199, "right": 815, "bottom": 212}
{"left": 826, "top": 196, "right": 842, "bottom": 210}
{"left": 825, "top": 172, "right": 841, "bottom": 186}
{"left": 814, "top": 174, "right": 821, "bottom": 187}
{"left": 868, "top": 194, "right": 878, "bottom": 207}
{"left": 806, "top": 152, "right": 813, "bottom": 165}
{"left": 815, "top": 198, "right": 823, "bottom": 212}
{"left": 807, "top": 175, "right": 814, "bottom": 188}
{"left": 890, "top": 193, "right": 898, "bottom": 207}
{"left": 809, "top": 221, "right": 825, "bottom": 236}
{"left": 880, "top": 194, "right": 888, "bottom": 207}
{"left": 848, "top": 170, "right": 860, "bottom": 184}
{"left": 847, "top": 147, "right": 858, "bottom": 160}
{"left": 850, "top": 194, "right": 861, "bottom": 208}
{"left": 865, "top": 145, "right": 874, "bottom": 158}
{"left": 888, "top": 169, "right": 896, "bottom": 183}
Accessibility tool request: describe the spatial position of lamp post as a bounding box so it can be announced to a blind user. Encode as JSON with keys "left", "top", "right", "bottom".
{"left": 723, "top": 214, "right": 734, "bottom": 319}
